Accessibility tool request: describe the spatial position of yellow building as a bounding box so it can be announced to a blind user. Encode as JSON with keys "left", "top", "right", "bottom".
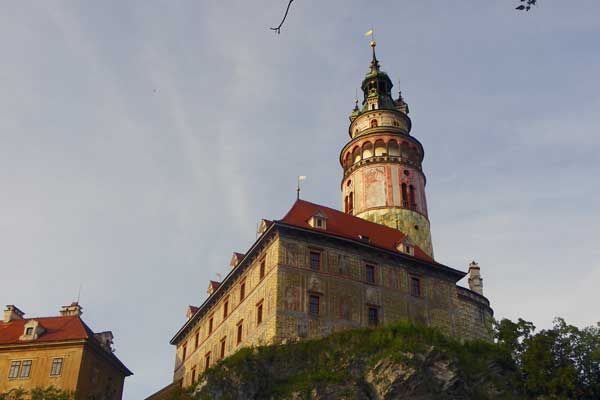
{"left": 0, "top": 303, "right": 132, "bottom": 399}
{"left": 149, "top": 43, "right": 494, "bottom": 396}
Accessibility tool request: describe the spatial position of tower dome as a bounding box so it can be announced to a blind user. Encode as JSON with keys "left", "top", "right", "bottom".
{"left": 340, "top": 42, "right": 433, "bottom": 257}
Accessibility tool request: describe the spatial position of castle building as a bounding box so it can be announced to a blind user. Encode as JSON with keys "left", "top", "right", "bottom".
{"left": 151, "top": 42, "right": 494, "bottom": 395}
{"left": 0, "top": 303, "right": 132, "bottom": 399}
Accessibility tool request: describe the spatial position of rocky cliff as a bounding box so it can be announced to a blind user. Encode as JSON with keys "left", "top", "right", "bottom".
{"left": 184, "top": 322, "right": 524, "bottom": 400}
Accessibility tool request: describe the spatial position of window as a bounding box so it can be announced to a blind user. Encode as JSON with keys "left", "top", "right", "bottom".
{"left": 240, "top": 281, "right": 246, "bottom": 301}
{"left": 50, "top": 358, "right": 63, "bottom": 376}
{"left": 195, "top": 331, "right": 200, "bottom": 349}
{"left": 20, "top": 360, "right": 32, "bottom": 378}
{"left": 223, "top": 299, "right": 229, "bottom": 319}
{"left": 368, "top": 307, "right": 379, "bottom": 326}
{"left": 309, "top": 295, "right": 320, "bottom": 316}
{"left": 370, "top": 119, "right": 378, "bottom": 127}
{"left": 256, "top": 301, "right": 264, "bottom": 325}
{"left": 348, "top": 192, "right": 354, "bottom": 213}
{"left": 410, "top": 277, "right": 421, "bottom": 297}
{"left": 191, "top": 367, "right": 197, "bottom": 384}
{"left": 236, "top": 320, "right": 243, "bottom": 345}
{"left": 220, "top": 337, "right": 226, "bottom": 359}
{"left": 208, "top": 316, "right": 214, "bottom": 335}
{"left": 25, "top": 327, "right": 33, "bottom": 336}
{"left": 8, "top": 361, "right": 20, "bottom": 379}
{"left": 401, "top": 183, "right": 408, "bottom": 208}
{"left": 309, "top": 251, "right": 321, "bottom": 271}
{"left": 182, "top": 343, "right": 187, "bottom": 361}
{"left": 365, "top": 265, "right": 376, "bottom": 284}
{"left": 260, "top": 260, "right": 266, "bottom": 279}
{"left": 205, "top": 352, "right": 211, "bottom": 370}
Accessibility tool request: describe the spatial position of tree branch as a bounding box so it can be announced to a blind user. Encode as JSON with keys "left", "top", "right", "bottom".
{"left": 270, "top": 0, "right": 294, "bottom": 34}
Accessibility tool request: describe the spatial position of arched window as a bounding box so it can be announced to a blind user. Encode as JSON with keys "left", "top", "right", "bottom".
{"left": 409, "top": 185, "right": 416, "bottom": 210}
{"left": 344, "top": 152, "right": 351, "bottom": 168}
{"left": 349, "top": 192, "right": 354, "bottom": 214}
{"left": 344, "top": 196, "right": 348, "bottom": 213}
{"left": 352, "top": 147, "right": 361, "bottom": 164}
{"left": 388, "top": 140, "right": 399, "bottom": 156}
{"left": 370, "top": 119, "right": 378, "bottom": 128}
{"left": 362, "top": 142, "right": 373, "bottom": 159}
{"left": 401, "top": 141, "right": 410, "bottom": 159}
{"left": 374, "top": 140, "right": 386, "bottom": 156}
{"left": 401, "top": 183, "right": 408, "bottom": 208}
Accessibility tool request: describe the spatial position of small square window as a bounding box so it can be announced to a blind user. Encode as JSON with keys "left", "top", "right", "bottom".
{"left": 50, "top": 358, "right": 63, "bottom": 376}
{"left": 25, "top": 327, "right": 33, "bottom": 336}
{"left": 309, "top": 252, "right": 321, "bottom": 271}
{"left": 309, "top": 295, "right": 320, "bottom": 316}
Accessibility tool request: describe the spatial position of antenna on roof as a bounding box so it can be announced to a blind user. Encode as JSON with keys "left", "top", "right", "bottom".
{"left": 76, "top": 283, "right": 82, "bottom": 304}
{"left": 297, "top": 176, "right": 307, "bottom": 200}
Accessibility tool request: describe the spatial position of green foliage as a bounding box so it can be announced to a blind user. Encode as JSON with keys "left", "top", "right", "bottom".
{"left": 0, "top": 387, "right": 72, "bottom": 400}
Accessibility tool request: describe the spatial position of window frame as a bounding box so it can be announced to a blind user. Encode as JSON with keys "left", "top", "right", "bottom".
{"left": 204, "top": 352, "right": 211, "bottom": 371}
{"left": 219, "top": 337, "right": 227, "bottom": 359}
{"left": 50, "top": 357, "right": 64, "bottom": 377}
{"left": 19, "top": 360, "right": 32, "bottom": 378}
{"left": 309, "top": 294, "right": 320, "bottom": 316}
{"left": 8, "top": 360, "right": 21, "bottom": 379}
{"left": 410, "top": 276, "right": 422, "bottom": 298}
{"left": 236, "top": 320, "right": 243, "bottom": 345}
{"left": 256, "top": 300, "right": 264, "bottom": 325}
{"left": 365, "top": 264, "right": 376, "bottom": 284}
{"left": 25, "top": 327, "right": 34, "bottom": 336}
{"left": 309, "top": 251, "right": 321, "bottom": 271}
{"left": 240, "top": 280, "right": 246, "bottom": 301}
{"left": 223, "top": 298, "right": 229, "bottom": 319}
{"left": 259, "top": 259, "right": 266, "bottom": 280}
{"left": 367, "top": 306, "right": 379, "bottom": 327}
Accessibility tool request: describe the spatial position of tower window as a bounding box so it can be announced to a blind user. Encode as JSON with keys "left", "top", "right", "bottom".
{"left": 349, "top": 192, "right": 354, "bottom": 214}
{"left": 409, "top": 185, "right": 416, "bottom": 209}
{"left": 401, "top": 183, "right": 408, "bottom": 208}
{"left": 370, "top": 119, "right": 378, "bottom": 127}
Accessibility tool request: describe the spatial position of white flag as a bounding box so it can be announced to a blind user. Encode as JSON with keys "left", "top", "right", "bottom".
{"left": 364, "top": 29, "right": 373, "bottom": 37}
{"left": 298, "top": 176, "right": 307, "bottom": 181}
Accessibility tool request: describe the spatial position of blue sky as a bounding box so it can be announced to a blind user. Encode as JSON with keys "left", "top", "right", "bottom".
{"left": 2, "top": 1, "right": 599, "bottom": 398}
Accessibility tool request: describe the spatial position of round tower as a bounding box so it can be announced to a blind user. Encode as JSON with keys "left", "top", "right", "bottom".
{"left": 340, "top": 41, "right": 433, "bottom": 257}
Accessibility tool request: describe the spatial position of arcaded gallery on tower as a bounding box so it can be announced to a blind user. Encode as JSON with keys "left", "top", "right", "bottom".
{"left": 162, "top": 42, "right": 494, "bottom": 390}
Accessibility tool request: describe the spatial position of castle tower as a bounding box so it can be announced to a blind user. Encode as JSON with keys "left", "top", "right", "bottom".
{"left": 340, "top": 41, "right": 433, "bottom": 257}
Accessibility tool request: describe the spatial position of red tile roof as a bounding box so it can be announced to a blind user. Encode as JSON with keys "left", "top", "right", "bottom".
{"left": 279, "top": 199, "right": 434, "bottom": 263}
{"left": 0, "top": 316, "right": 91, "bottom": 345}
{"left": 209, "top": 280, "right": 221, "bottom": 291}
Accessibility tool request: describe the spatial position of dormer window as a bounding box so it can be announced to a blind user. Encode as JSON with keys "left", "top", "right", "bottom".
{"left": 20, "top": 320, "right": 44, "bottom": 341}
{"left": 397, "top": 238, "right": 415, "bottom": 256}
{"left": 308, "top": 211, "right": 327, "bottom": 230}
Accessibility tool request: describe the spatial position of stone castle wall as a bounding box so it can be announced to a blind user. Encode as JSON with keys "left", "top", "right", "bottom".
{"left": 173, "top": 238, "right": 280, "bottom": 387}
{"left": 274, "top": 233, "right": 490, "bottom": 342}
{"left": 174, "top": 232, "right": 493, "bottom": 388}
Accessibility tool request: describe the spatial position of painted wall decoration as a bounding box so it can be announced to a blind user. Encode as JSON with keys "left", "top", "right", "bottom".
{"left": 364, "top": 166, "right": 386, "bottom": 208}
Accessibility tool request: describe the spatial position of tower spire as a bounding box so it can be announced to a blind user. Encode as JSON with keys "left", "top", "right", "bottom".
{"left": 369, "top": 40, "right": 380, "bottom": 73}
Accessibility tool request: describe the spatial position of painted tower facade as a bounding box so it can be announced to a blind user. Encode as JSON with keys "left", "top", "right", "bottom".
{"left": 340, "top": 41, "right": 433, "bottom": 257}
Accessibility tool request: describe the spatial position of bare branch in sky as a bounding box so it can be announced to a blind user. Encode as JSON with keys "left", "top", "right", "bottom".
{"left": 270, "top": 0, "right": 294, "bottom": 34}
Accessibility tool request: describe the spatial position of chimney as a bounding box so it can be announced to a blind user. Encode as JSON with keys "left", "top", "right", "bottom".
{"left": 60, "top": 302, "right": 83, "bottom": 317}
{"left": 3, "top": 305, "right": 25, "bottom": 323}
{"left": 468, "top": 261, "right": 484, "bottom": 295}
